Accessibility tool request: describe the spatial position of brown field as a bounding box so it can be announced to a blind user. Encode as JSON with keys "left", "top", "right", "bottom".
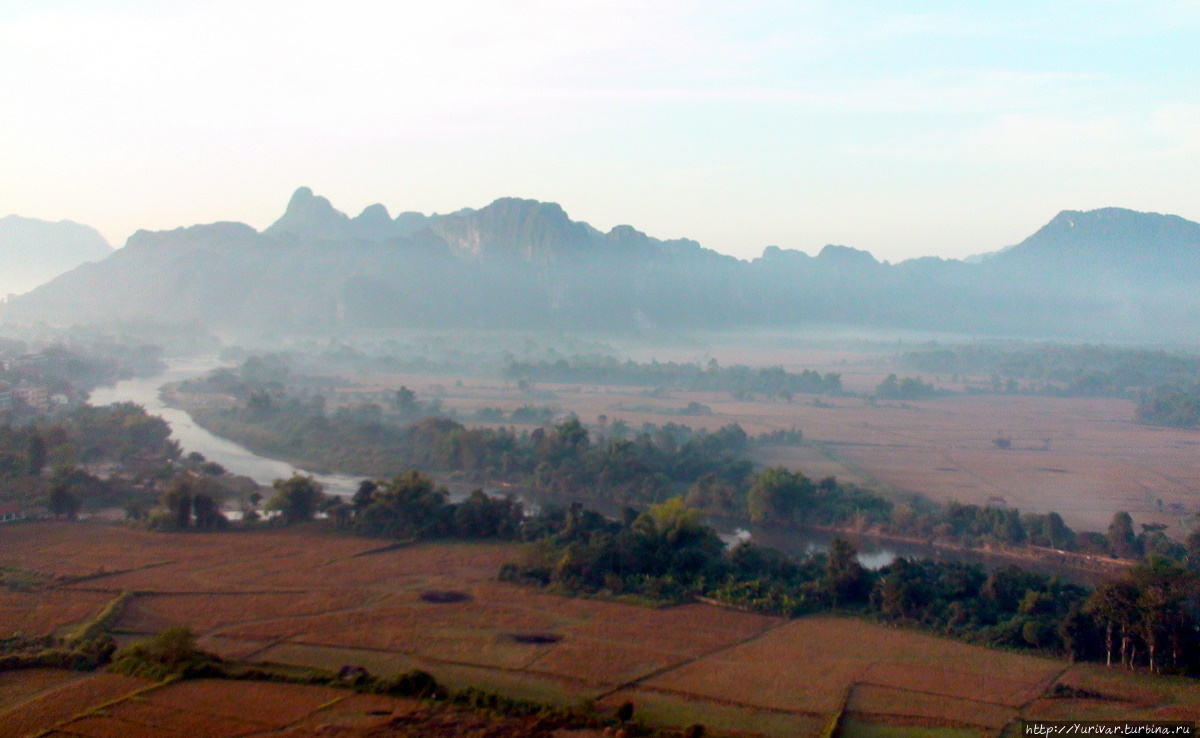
{"left": 8, "top": 522, "right": 1200, "bottom": 735}
{"left": 145, "top": 679, "right": 345, "bottom": 725}
{"left": 106, "top": 698, "right": 276, "bottom": 736}
{"left": 8, "top": 677, "right": 402, "bottom": 737}
{"left": 0, "top": 589, "right": 117, "bottom": 638}
{"left": 641, "top": 617, "right": 1061, "bottom": 717}
{"left": 0, "top": 672, "right": 153, "bottom": 737}
{"left": 0, "top": 668, "right": 89, "bottom": 711}
{"left": 1, "top": 672, "right": 608, "bottom": 738}
{"left": 846, "top": 684, "right": 1014, "bottom": 730}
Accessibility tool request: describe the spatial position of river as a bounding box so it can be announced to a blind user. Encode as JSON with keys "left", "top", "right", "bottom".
{"left": 88, "top": 360, "right": 363, "bottom": 497}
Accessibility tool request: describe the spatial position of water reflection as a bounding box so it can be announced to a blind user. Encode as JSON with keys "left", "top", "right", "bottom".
{"left": 88, "top": 360, "right": 362, "bottom": 496}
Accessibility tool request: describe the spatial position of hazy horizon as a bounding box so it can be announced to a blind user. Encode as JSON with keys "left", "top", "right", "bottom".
{"left": 5, "top": 188, "right": 1199, "bottom": 267}
{"left": 3, "top": 1, "right": 1198, "bottom": 263}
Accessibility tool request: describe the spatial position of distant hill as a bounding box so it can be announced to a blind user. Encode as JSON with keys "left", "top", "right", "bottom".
{"left": 0, "top": 215, "right": 112, "bottom": 297}
{"left": 6, "top": 190, "right": 1200, "bottom": 340}
{"left": 987, "top": 207, "right": 1200, "bottom": 279}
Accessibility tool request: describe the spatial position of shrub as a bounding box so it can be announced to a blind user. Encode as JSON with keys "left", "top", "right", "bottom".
{"left": 109, "top": 626, "right": 221, "bottom": 681}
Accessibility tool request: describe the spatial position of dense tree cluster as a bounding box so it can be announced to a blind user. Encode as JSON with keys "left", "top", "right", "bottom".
{"left": 873, "top": 374, "right": 942, "bottom": 400}
{"left": 1136, "top": 384, "right": 1200, "bottom": 428}
{"left": 0, "top": 402, "right": 179, "bottom": 515}
{"left": 266, "top": 474, "right": 326, "bottom": 525}
{"left": 152, "top": 472, "right": 229, "bottom": 530}
{"left": 352, "top": 471, "right": 524, "bottom": 541}
{"left": 744, "top": 467, "right": 892, "bottom": 527}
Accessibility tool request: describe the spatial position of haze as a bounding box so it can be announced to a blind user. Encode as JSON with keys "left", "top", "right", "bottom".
{"left": 3, "top": 0, "right": 1199, "bottom": 262}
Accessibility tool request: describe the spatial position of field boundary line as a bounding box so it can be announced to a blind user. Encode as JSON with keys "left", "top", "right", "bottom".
{"left": 101, "top": 588, "right": 312, "bottom": 596}
{"left": 624, "top": 684, "right": 827, "bottom": 719}
{"left": 589, "top": 614, "right": 793, "bottom": 703}
{"left": 0, "top": 672, "right": 93, "bottom": 721}
{"left": 1018, "top": 663, "right": 1070, "bottom": 711}
{"left": 29, "top": 678, "right": 173, "bottom": 738}
{"left": 52, "top": 560, "right": 175, "bottom": 589}
{"left": 806, "top": 440, "right": 899, "bottom": 495}
{"left": 851, "top": 679, "right": 1024, "bottom": 709}
{"left": 820, "top": 682, "right": 854, "bottom": 738}
{"left": 224, "top": 635, "right": 295, "bottom": 662}
{"left": 842, "top": 707, "right": 1003, "bottom": 733}
{"left": 349, "top": 541, "right": 412, "bottom": 558}
{"left": 198, "top": 591, "right": 405, "bottom": 639}
{"left": 250, "top": 642, "right": 607, "bottom": 690}
{"left": 268, "top": 693, "right": 350, "bottom": 735}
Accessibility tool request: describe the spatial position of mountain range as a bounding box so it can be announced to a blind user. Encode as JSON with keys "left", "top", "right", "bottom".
{"left": 4, "top": 189, "right": 1199, "bottom": 340}
{"left": 0, "top": 215, "right": 112, "bottom": 298}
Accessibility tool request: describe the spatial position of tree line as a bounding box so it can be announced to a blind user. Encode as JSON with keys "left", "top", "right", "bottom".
{"left": 502, "top": 357, "right": 843, "bottom": 399}
{"left": 900, "top": 342, "right": 1200, "bottom": 399}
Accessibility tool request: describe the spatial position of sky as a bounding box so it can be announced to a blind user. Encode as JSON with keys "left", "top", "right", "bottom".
{"left": 1, "top": 0, "right": 1198, "bottom": 262}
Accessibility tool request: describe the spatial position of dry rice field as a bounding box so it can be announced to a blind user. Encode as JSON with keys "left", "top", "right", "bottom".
{"left": 6, "top": 522, "right": 1200, "bottom": 736}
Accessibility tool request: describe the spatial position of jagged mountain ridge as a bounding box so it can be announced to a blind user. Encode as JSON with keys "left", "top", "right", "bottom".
{"left": 263, "top": 186, "right": 710, "bottom": 263}
{"left": 6, "top": 190, "right": 1200, "bottom": 340}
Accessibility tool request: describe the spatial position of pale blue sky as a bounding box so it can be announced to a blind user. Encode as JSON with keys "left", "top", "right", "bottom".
{"left": 2, "top": 0, "right": 1197, "bottom": 261}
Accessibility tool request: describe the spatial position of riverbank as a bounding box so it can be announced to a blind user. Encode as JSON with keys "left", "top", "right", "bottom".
{"left": 89, "top": 366, "right": 363, "bottom": 495}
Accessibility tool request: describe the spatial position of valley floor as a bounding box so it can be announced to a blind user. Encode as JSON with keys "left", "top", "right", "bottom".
{"left": 3, "top": 521, "right": 1199, "bottom": 736}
